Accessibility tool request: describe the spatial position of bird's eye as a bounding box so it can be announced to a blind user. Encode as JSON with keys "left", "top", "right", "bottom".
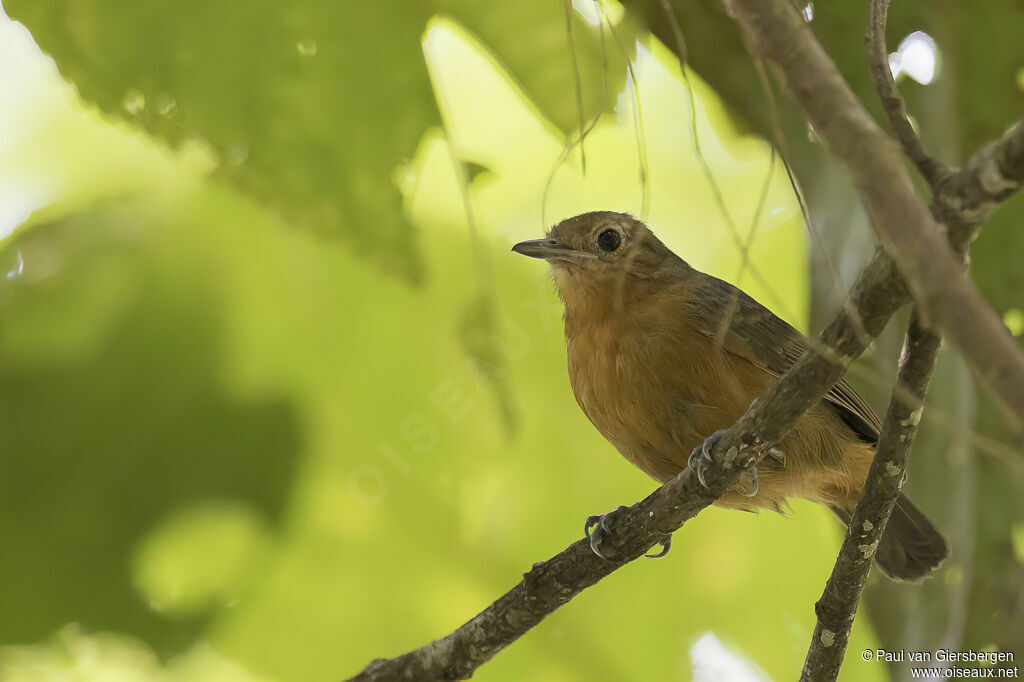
{"left": 597, "top": 229, "right": 622, "bottom": 253}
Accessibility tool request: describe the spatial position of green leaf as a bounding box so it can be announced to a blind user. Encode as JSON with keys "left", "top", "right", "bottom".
{"left": 6, "top": 0, "right": 440, "bottom": 281}
{"left": 5, "top": 1, "right": 638, "bottom": 283}
{"left": 437, "top": 0, "right": 638, "bottom": 135}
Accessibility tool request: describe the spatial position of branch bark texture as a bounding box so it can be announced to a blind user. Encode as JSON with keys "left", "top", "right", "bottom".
{"left": 935, "top": 117, "right": 1024, "bottom": 244}
{"left": 867, "top": 0, "right": 1024, "bottom": 244}
{"left": 722, "top": 0, "right": 1024, "bottom": 425}
{"left": 801, "top": 312, "right": 941, "bottom": 681}
{"left": 800, "top": 0, "right": 1021, "bottom": 675}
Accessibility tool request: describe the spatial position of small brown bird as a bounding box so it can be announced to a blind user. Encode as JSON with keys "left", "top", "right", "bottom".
{"left": 513, "top": 211, "right": 948, "bottom": 581}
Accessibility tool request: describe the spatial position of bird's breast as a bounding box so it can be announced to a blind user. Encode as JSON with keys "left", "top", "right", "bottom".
{"left": 564, "top": 311, "right": 739, "bottom": 480}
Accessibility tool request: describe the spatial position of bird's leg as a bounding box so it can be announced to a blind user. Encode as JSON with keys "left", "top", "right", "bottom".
{"left": 584, "top": 505, "right": 629, "bottom": 560}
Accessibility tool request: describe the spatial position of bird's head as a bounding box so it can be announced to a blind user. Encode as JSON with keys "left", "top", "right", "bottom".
{"left": 512, "top": 211, "right": 684, "bottom": 308}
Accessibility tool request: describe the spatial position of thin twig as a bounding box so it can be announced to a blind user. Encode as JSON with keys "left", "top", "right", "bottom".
{"left": 866, "top": 0, "right": 950, "bottom": 185}
{"left": 657, "top": 0, "right": 801, "bottom": 325}
{"left": 563, "top": 0, "right": 588, "bottom": 173}
{"left": 604, "top": 15, "right": 651, "bottom": 218}
{"left": 542, "top": 4, "right": 610, "bottom": 229}
{"left": 736, "top": 145, "right": 776, "bottom": 285}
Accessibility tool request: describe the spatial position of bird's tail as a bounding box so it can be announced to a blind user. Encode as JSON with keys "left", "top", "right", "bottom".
{"left": 830, "top": 494, "right": 949, "bottom": 582}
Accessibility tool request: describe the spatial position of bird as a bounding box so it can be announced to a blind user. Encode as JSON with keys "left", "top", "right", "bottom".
{"left": 512, "top": 210, "right": 948, "bottom": 582}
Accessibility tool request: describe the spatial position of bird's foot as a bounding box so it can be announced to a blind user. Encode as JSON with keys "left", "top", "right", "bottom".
{"left": 687, "top": 429, "right": 730, "bottom": 489}
{"left": 688, "top": 430, "right": 767, "bottom": 497}
{"left": 584, "top": 505, "right": 629, "bottom": 560}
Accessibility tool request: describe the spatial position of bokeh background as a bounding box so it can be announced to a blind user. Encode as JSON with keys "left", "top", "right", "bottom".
{"left": 0, "top": 2, "right": 1021, "bottom": 681}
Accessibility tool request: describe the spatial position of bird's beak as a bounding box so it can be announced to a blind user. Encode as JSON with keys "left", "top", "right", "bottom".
{"left": 511, "top": 238, "right": 582, "bottom": 262}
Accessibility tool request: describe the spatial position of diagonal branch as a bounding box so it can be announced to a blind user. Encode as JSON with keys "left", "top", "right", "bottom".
{"left": 786, "top": 0, "right": 1023, "bottom": 677}
{"left": 935, "top": 117, "right": 1024, "bottom": 248}
{"left": 802, "top": 118, "right": 1024, "bottom": 682}
{"left": 721, "top": 0, "right": 1024, "bottom": 425}
{"left": 350, "top": 269, "right": 888, "bottom": 680}
{"left": 345, "top": 249, "right": 908, "bottom": 682}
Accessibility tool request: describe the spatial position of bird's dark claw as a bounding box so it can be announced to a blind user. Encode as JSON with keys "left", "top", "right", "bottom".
{"left": 734, "top": 466, "right": 759, "bottom": 497}
{"left": 645, "top": 535, "right": 672, "bottom": 559}
{"left": 584, "top": 505, "right": 629, "bottom": 560}
{"left": 687, "top": 429, "right": 729, "bottom": 489}
{"left": 735, "top": 444, "right": 786, "bottom": 497}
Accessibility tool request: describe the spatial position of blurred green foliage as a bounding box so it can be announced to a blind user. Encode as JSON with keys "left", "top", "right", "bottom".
{"left": 0, "top": 2, "right": 907, "bottom": 681}
{"left": 2, "top": 0, "right": 636, "bottom": 283}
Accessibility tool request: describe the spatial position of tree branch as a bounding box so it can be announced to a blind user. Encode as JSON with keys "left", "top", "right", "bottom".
{"left": 346, "top": 241, "right": 914, "bottom": 682}
{"left": 865, "top": 0, "right": 951, "bottom": 185}
{"left": 803, "top": 0, "right": 1023, "bottom": 676}
{"left": 935, "top": 117, "right": 1024, "bottom": 248}
{"left": 868, "top": 1, "right": 1024, "bottom": 249}
{"left": 346, "top": 3, "right": 1024, "bottom": 679}
{"left": 802, "top": 311, "right": 941, "bottom": 681}
{"left": 722, "top": 0, "right": 1024, "bottom": 424}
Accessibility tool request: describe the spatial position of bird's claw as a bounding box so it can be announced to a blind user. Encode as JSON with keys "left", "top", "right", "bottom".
{"left": 735, "top": 466, "right": 759, "bottom": 497}
{"left": 689, "top": 430, "right": 763, "bottom": 497}
{"left": 584, "top": 505, "right": 629, "bottom": 560}
{"left": 645, "top": 535, "right": 672, "bottom": 559}
{"left": 583, "top": 515, "right": 606, "bottom": 559}
{"left": 735, "top": 444, "right": 785, "bottom": 497}
{"left": 687, "top": 429, "right": 728, "bottom": 490}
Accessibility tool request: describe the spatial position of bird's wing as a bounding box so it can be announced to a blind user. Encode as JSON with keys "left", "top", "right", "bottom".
{"left": 690, "top": 273, "right": 882, "bottom": 443}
